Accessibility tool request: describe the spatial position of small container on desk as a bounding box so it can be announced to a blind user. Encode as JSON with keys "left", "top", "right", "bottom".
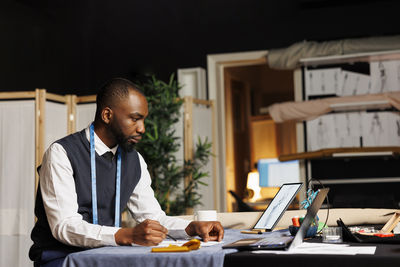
{"left": 322, "top": 227, "right": 343, "bottom": 243}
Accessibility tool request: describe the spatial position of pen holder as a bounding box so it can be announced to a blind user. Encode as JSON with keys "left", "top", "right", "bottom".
{"left": 288, "top": 225, "right": 318, "bottom": 238}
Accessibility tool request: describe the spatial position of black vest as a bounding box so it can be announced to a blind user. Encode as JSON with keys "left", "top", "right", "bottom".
{"left": 29, "top": 130, "right": 141, "bottom": 261}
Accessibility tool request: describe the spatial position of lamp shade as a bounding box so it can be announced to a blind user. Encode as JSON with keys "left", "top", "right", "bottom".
{"left": 247, "top": 171, "right": 261, "bottom": 202}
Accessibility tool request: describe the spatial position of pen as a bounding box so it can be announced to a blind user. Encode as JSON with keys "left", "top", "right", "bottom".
{"left": 166, "top": 234, "right": 177, "bottom": 241}
{"left": 240, "top": 230, "right": 263, "bottom": 234}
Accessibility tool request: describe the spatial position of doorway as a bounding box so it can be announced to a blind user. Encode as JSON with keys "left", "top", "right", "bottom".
{"left": 223, "top": 64, "right": 296, "bottom": 211}
{"left": 224, "top": 71, "right": 252, "bottom": 201}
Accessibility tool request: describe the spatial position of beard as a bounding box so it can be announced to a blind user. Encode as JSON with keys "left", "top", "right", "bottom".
{"left": 109, "top": 121, "right": 137, "bottom": 152}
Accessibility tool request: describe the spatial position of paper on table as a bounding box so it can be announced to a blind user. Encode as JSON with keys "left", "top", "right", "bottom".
{"left": 155, "top": 240, "right": 223, "bottom": 247}
{"left": 252, "top": 242, "right": 376, "bottom": 255}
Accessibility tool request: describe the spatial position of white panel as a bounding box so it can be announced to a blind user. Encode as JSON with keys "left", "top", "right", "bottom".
{"left": 340, "top": 71, "right": 371, "bottom": 96}
{"left": 45, "top": 101, "right": 68, "bottom": 150}
{"left": 333, "top": 112, "right": 362, "bottom": 147}
{"left": 306, "top": 111, "right": 400, "bottom": 151}
{"left": 178, "top": 67, "right": 207, "bottom": 100}
{"left": 175, "top": 106, "right": 184, "bottom": 164}
{"left": 180, "top": 72, "right": 198, "bottom": 96}
{"left": 76, "top": 103, "right": 96, "bottom": 132}
{"left": 370, "top": 60, "right": 400, "bottom": 94}
{"left": 306, "top": 114, "right": 337, "bottom": 151}
{"left": 0, "top": 100, "right": 35, "bottom": 267}
{"left": 361, "top": 111, "right": 400, "bottom": 147}
{"left": 168, "top": 106, "right": 185, "bottom": 203}
{"left": 304, "top": 68, "right": 341, "bottom": 98}
{"left": 192, "top": 104, "right": 214, "bottom": 210}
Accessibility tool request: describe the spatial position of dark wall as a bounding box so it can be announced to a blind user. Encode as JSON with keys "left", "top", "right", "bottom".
{"left": 1, "top": 0, "right": 400, "bottom": 95}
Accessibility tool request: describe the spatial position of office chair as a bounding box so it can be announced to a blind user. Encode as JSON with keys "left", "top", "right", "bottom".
{"left": 228, "top": 190, "right": 255, "bottom": 212}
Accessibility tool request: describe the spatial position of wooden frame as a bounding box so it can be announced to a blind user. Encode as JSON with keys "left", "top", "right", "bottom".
{"left": 0, "top": 91, "right": 36, "bottom": 98}
{"left": 0, "top": 90, "right": 73, "bottom": 193}
{"left": 0, "top": 90, "right": 41, "bottom": 192}
{"left": 381, "top": 212, "right": 400, "bottom": 233}
{"left": 183, "top": 96, "right": 194, "bottom": 164}
{"left": 183, "top": 96, "right": 194, "bottom": 213}
{"left": 0, "top": 90, "right": 58, "bottom": 201}
{"left": 66, "top": 95, "right": 77, "bottom": 133}
{"left": 35, "top": 89, "right": 46, "bottom": 191}
{"left": 76, "top": 95, "right": 96, "bottom": 103}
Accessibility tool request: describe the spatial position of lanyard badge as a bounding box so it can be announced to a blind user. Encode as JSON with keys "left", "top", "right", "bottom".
{"left": 90, "top": 123, "right": 121, "bottom": 227}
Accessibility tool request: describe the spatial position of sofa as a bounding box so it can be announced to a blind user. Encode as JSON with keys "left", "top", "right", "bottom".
{"left": 175, "top": 208, "right": 399, "bottom": 230}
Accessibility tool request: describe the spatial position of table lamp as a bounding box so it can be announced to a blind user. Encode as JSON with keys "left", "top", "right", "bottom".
{"left": 247, "top": 171, "right": 261, "bottom": 202}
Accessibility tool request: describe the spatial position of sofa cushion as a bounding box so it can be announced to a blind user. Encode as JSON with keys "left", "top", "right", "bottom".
{"left": 174, "top": 208, "right": 399, "bottom": 229}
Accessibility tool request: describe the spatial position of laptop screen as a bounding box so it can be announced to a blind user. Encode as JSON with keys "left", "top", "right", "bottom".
{"left": 222, "top": 187, "right": 329, "bottom": 251}
{"left": 253, "top": 183, "right": 302, "bottom": 230}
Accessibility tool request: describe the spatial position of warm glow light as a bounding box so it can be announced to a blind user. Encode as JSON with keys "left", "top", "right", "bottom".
{"left": 247, "top": 171, "right": 261, "bottom": 202}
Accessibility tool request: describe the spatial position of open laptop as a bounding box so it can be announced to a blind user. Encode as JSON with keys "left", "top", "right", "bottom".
{"left": 223, "top": 187, "right": 329, "bottom": 251}
{"left": 248, "top": 183, "right": 303, "bottom": 233}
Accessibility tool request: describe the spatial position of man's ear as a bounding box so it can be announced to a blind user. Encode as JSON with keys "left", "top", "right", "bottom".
{"left": 101, "top": 107, "right": 113, "bottom": 124}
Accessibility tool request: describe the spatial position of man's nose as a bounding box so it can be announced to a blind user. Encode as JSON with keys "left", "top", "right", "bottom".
{"left": 137, "top": 121, "right": 145, "bottom": 134}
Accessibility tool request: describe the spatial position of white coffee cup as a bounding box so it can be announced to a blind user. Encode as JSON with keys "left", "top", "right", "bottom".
{"left": 194, "top": 210, "right": 217, "bottom": 221}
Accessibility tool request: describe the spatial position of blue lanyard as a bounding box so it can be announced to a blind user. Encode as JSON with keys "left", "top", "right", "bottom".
{"left": 90, "top": 123, "right": 121, "bottom": 227}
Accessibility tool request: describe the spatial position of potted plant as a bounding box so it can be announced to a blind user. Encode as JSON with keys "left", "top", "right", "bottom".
{"left": 135, "top": 74, "right": 212, "bottom": 215}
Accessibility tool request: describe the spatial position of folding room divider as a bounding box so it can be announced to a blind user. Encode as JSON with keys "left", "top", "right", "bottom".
{"left": 0, "top": 89, "right": 216, "bottom": 267}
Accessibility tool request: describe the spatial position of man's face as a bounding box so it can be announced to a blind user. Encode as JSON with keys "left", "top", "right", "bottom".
{"left": 109, "top": 90, "right": 148, "bottom": 152}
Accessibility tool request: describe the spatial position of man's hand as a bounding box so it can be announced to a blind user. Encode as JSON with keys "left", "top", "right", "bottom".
{"left": 185, "top": 221, "right": 224, "bottom": 242}
{"left": 115, "top": 219, "right": 168, "bottom": 246}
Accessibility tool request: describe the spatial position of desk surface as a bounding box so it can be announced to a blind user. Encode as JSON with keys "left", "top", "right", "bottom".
{"left": 62, "top": 230, "right": 239, "bottom": 267}
{"left": 62, "top": 229, "right": 400, "bottom": 267}
{"left": 224, "top": 238, "right": 400, "bottom": 267}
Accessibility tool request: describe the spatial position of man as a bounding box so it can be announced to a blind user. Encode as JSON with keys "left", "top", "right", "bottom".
{"left": 29, "top": 78, "right": 224, "bottom": 267}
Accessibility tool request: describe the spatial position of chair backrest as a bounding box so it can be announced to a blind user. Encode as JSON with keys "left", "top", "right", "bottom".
{"left": 229, "top": 190, "right": 255, "bottom": 212}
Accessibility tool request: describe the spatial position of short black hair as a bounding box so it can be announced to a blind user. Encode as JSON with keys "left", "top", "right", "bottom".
{"left": 95, "top": 78, "right": 144, "bottom": 120}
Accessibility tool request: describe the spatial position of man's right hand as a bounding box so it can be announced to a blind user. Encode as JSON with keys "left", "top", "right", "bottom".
{"left": 115, "top": 219, "right": 168, "bottom": 246}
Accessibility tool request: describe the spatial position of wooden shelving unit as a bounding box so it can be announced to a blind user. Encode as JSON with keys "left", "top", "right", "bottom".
{"left": 279, "top": 146, "right": 400, "bottom": 162}
{"left": 287, "top": 50, "right": 400, "bottom": 208}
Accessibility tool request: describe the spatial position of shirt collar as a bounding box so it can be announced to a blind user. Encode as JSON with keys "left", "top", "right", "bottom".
{"left": 85, "top": 124, "right": 118, "bottom": 156}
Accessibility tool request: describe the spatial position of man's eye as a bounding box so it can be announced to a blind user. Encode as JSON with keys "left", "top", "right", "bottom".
{"left": 132, "top": 118, "right": 138, "bottom": 122}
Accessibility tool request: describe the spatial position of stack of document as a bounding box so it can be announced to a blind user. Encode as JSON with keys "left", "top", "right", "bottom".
{"left": 252, "top": 242, "right": 376, "bottom": 255}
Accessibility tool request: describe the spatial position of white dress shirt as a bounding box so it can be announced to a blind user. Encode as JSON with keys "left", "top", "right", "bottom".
{"left": 39, "top": 126, "right": 190, "bottom": 248}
